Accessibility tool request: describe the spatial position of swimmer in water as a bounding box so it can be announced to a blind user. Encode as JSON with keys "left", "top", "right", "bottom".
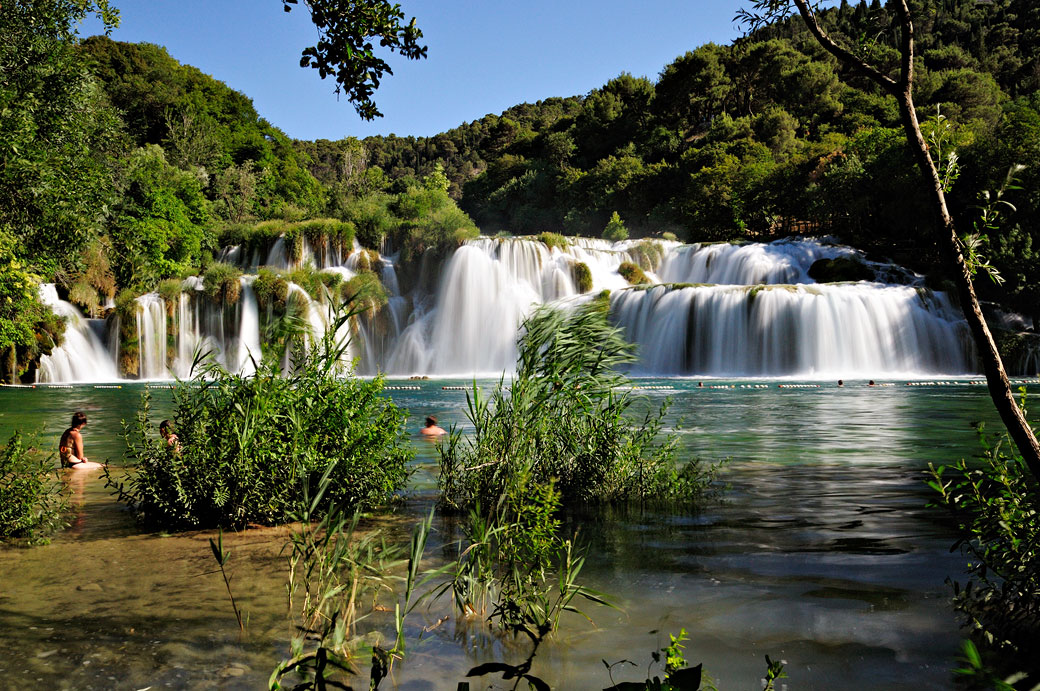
{"left": 420, "top": 415, "right": 446, "bottom": 436}
{"left": 160, "top": 419, "right": 181, "bottom": 452}
{"left": 59, "top": 412, "right": 101, "bottom": 470}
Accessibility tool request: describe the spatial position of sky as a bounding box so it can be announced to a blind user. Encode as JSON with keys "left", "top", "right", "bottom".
{"left": 80, "top": 1, "right": 749, "bottom": 142}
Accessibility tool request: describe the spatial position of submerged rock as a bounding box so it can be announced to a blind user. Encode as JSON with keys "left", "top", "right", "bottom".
{"left": 807, "top": 256, "right": 875, "bottom": 283}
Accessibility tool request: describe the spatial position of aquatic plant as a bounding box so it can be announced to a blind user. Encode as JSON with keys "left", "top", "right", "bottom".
{"left": 448, "top": 480, "right": 612, "bottom": 691}
{"left": 618, "top": 261, "right": 649, "bottom": 286}
{"left": 270, "top": 469, "right": 434, "bottom": 690}
{"left": 0, "top": 432, "right": 68, "bottom": 545}
{"left": 111, "top": 307, "right": 412, "bottom": 529}
{"left": 602, "top": 631, "right": 787, "bottom": 691}
{"left": 207, "top": 528, "right": 245, "bottom": 631}
{"left": 928, "top": 405, "right": 1040, "bottom": 671}
{"left": 628, "top": 240, "right": 664, "bottom": 272}
{"left": 439, "top": 300, "right": 717, "bottom": 511}
{"left": 572, "top": 260, "right": 593, "bottom": 293}
{"left": 537, "top": 232, "right": 569, "bottom": 251}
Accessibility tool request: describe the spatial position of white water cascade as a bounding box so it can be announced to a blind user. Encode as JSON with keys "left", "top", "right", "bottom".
{"left": 33, "top": 236, "right": 980, "bottom": 382}
{"left": 37, "top": 284, "right": 119, "bottom": 383}
{"left": 612, "top": 283, "right": 971, "bottom": 377}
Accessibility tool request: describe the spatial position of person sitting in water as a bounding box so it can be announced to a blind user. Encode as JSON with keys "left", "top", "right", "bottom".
{"left": 59, "top": 412, "right": 100, "bottom": 469}
{"left": 420, "top": 415, "right": 446, "bottom": 436}
{"left": 159, "top": 419, "right": 181, "bottom": 452}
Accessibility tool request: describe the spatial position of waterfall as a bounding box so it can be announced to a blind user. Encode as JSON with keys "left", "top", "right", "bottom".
{"left": 611, "top": 283, "right": 972, "bottom": 377}
{"left": 36, "top": 284, "right": 119, "bottom": 383}
{"left": 136, "top": 294, "right": 168, "bottom": 379}
{"left": 235, "top": 278, "right": 262, "bottom": 375}
{"left": 656, "top": 238, "right": 851, "bottom": 285}
{"left": 32, "top": 236, "right": 984, "bottom": 381}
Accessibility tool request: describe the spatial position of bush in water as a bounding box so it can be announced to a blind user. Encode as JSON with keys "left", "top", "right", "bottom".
{"left": 111, "top": 310, "right": 412, "bottom": 530}
{"left": 0, "top": 433, "right": 68, "bottom": 545}
{"left": 928, "top": 413, "right": 1040, "bottom": 675}
{"left": 202, "top": 262, "right": 242, "bottom": 305}
{"left": 439, "top": 299, "right": 717, "bottom": 512}
{"left": 618, "top": 260, "right": 649, "bottom": 285}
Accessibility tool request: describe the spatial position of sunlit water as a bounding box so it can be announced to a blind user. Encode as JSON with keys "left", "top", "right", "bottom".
{"left": 0, "top": 379, "right": 1031, "bottom": 689}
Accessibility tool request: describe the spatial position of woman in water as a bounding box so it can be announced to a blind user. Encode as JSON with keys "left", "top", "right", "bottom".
{"left": 59, "top": 412, "right": 101, "bottom": 469}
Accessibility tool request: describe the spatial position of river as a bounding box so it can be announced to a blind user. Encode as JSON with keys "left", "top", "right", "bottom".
{"left": 1, "top": 377, "right": 1029, "bottom": 689}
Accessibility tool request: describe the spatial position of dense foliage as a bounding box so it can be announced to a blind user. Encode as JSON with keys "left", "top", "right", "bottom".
{"left": 439, "top": 299, "right": 717, "bottom": 512}
{"left": 0, "top": 433, "right": 68, "bottom": 545}
{"left": 928, "top": 417, "right": 1040, "bottom": 674}
{"left": 111, "top": 315, "right": 412, "bottom": 529}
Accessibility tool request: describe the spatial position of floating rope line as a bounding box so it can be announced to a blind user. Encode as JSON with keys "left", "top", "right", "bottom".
{"left": 442, "top": 386, "right": 476, "bottom": 390}
{"left": 385, "top": 386, "right": 421, "bottom": 390}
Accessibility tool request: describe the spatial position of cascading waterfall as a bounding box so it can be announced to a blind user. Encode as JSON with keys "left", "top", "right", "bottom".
{"left": 37, "top": 284, "right": 119, "bottom": 383}
{"left": 33, "top": 235, "right": 983, "bottom": 382}
{"left": 612, "top": 283, "right": 971, "bottom": 376}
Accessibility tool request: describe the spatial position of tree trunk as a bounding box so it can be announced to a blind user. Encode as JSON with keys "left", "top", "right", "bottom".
{"left": 790, "top": 0, "right": 1040, "bottom": 479}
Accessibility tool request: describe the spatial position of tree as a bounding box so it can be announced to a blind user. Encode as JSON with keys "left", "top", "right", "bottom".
{"left": 737, "top": 1, "right": 1040, "bottom": 479}
{"left": 282, "top": 0, "right": 427, "bottom": 120}
{"left": 603, "top": 211, "right": 628, "bottom": 242}
{"left": 0, "top": 0, "right": 122, "bottom": 273}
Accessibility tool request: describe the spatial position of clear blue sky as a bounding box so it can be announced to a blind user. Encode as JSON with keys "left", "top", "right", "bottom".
{"left": 80, "top": 1, "right": 748, "bottom": 141}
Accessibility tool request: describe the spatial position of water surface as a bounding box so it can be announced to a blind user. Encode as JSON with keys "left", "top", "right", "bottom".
{"left": 0, "top": 379, "right": 1029, "bottom": 689}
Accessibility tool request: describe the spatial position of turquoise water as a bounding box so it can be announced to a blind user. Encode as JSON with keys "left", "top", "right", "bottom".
{"left": 0, "top": 378, "right": 1032, "bottom": 689}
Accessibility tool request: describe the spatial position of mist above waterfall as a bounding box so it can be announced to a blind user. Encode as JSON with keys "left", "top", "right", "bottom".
{"left": 36, "top": 236, "right": 975, "bottom": 382}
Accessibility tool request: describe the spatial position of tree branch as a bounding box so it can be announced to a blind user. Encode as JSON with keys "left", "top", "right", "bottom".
{"left": 790, "top": 0, "right": 899, "bottom": 97}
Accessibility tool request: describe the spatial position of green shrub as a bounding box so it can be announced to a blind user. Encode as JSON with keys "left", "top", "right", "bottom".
{"left": 217, "top": 222, "right": 251, "bottom": 249}
{"left": 68, "top": 278, "right": 100, "bottom": 317}
{"left": 298, "top": 218, "right": 356, "bottom": 252}
{"left": 928, "top": 418, "right": 1040, "bottom": 661}
{"left": 319, "top": 271, "right": 342, "bottom": 291}
{"left": 661, "top": 231, "right": 678, "bottom": 242}
{"left": 156, "top": 278, "right": 184, "bottom": 304}
{"left": 110, "top": 310, "right": 413, "bottom": 530}
{"left": 282, "top": 225, "right": 305, "bottom": 264}
{"left": 344, "top": 193, "right": 398, "bottom": 250}
{"left": 203, "top": 262, "right": 242, "bottom": 305}
{"left": 602, "top": 211, "right": 628, "bottom": 242}
{"left": 252, "top": 267, "right": 289, "bottom": 310}
{"left": 538, "top": 232, "right": 569, "bottom": 251}
{"left": 439, "top": 301, "right": 716, "bottom": 511}
{"left": 343, "top": 272, "right": 388, "bottom": 311}
{"left": 0, "top": 433, "right": 68, "bottom": 545}
{"left": 284, "top": 265, "right": 328, "bottom": 301}
{"left": 618, "top": 261, "right": 649, "bottom": 285}
{"left": 629, "top": 240, "right": 664, "bottom": 272}
{"left": 572, "top": 261, "right": 593, "bottom": 293}
{"left": 114, "top": 288, "right": 140, "bottom": 377}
